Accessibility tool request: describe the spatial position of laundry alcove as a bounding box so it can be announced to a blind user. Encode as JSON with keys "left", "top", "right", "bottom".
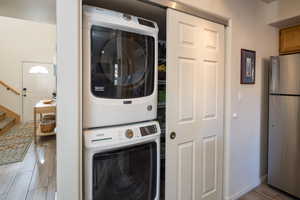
{"left": 81, "top": 0, "right": 225, "bottom": 199}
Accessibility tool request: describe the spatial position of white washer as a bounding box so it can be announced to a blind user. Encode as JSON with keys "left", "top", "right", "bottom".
{"left": 84, "top": 121, "right": 160, "bottom": 200}
{"left": 83, "top": 5, "right": 159, "bottom": 129}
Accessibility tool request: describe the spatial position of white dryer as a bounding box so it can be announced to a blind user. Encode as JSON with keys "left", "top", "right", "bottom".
{"left": 83, "top": 6, "right": 159, "bottom": 129}
{"left": 84, "top": 121, "right": 160, "bottom": 200}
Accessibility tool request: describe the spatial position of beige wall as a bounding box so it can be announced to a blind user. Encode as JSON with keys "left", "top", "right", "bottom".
{"left": 176, "top": 0, "right": 278, "bottom": 199}
{"left": 0, "top": 16, "right": 56, "bottom": 116}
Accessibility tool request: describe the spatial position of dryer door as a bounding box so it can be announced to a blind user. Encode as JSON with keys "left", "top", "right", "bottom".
{"left": 90, "top": 25, "right": 155, "bottom": 99}
{"left": 92, "top": 142, "right": 158, "bottom": 200}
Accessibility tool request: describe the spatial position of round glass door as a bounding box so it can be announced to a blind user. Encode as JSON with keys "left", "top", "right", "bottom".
{"left": 101, "top": 37, "right": 146, "bottom": 87}
{"left": 91, "top": 26, "right": 155, "bottom": 99}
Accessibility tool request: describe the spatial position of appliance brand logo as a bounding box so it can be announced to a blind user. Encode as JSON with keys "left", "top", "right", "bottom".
{"left": 94, "top": 86, "right": 104, "bottom": 92}
{"left": 96, "top": 133, "right": 105, "bottom": 137}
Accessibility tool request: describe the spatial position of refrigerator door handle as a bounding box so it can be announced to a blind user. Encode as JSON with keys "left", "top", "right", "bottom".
{"left": 271, "top": 124, "right": 276, "bottom": 127}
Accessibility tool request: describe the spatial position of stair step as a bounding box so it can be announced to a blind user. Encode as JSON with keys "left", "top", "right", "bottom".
{"left": 0, "top": 111, "right": 6, "bottom": 121}
{"left": 0, "top": 117, "right": 15, "bottom": 131}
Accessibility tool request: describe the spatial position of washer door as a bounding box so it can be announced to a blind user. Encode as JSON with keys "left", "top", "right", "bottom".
{"left": 92, "top": 142, "right": 157, "bottom": 200}
{"left": 90, "top": 25, "right": 155, "bottom": 99}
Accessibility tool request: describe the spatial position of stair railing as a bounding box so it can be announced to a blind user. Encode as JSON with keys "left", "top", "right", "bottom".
{"left": 0, "top": 81, "right": 20, "bottom": 96}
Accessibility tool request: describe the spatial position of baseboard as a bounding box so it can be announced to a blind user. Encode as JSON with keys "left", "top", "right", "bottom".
{"left": 260, "top": 175, "right": 267, "bottom": 184}
{"left": 224, "top": 174, "right": 267, "bottom": 200}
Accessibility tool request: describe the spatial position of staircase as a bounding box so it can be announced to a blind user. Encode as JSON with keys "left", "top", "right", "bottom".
{"left": 0, "top": 80, "right": 21, "bottom": 135}
{"left": 0, "top": 106, "right": 20, "bottom": 135}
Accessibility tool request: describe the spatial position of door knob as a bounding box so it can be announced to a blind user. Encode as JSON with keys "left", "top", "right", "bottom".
{"left": 170, "top": 132, "right": 176, "bottom": 140}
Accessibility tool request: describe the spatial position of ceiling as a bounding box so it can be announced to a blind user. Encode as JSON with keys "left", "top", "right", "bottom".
{"left": 0, "top": 0, "right": 56, "bottom": 24}
{"left": 0, "top": 0, "right": 277, "bottom": 25}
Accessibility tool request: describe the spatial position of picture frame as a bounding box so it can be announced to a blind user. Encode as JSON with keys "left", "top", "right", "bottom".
{"left": 240, "top": 49, "right": 256, "bottom": 84}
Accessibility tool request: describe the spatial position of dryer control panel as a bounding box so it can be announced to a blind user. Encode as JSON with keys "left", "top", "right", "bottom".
{"left": 140, "top": 125, "right": 157, "bottom": 136}
{"left": 84, "top": 121, "right": 160, "bottom": 149}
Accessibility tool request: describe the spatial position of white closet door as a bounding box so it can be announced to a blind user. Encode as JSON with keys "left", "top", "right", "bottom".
{"left": 165, "top": 8, "right": 224, "bottom": 200}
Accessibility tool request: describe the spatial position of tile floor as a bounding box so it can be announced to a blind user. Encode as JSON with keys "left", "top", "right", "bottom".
{"left": 240, "top": 184, "right": 298, "bottom": 200}
{"left": 0, "top": 136, "right": 56, "bottom": 200}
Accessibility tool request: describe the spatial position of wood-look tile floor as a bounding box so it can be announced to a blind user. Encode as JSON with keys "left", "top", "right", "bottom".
{"left": 239, "top": 184, "right": 298, "bottom": 200}
{"left": 0, "top": 136, "right": 56, "bottom": 200}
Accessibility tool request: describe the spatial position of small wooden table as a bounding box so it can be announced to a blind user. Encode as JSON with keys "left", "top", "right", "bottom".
{"left": 34, "top": 100, "right": 56, "bottom": 143}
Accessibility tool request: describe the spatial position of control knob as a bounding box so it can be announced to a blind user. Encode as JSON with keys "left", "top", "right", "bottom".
{"left": 125, "top": 129, "right": 134, "bottom": 139}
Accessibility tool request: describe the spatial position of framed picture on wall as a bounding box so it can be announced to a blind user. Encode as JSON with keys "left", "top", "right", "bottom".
{"left": 240, "top": 49, "right": 256, "bottom": 84}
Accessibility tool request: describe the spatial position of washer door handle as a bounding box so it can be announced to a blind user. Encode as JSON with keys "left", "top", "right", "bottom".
{"left": 170, "top": 132, "right": 176, "bottom": 140}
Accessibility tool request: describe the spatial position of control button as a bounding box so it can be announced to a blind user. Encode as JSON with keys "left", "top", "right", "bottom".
{"left": 125, "top": 129, "right": 134, "bottom": 139}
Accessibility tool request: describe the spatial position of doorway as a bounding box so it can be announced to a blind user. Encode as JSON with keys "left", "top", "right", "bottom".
{"left": 22, "top": 61, "right": 56, "bottom": 122}
{"left": 0, "top": 11, "right": 57, "bottom": 200}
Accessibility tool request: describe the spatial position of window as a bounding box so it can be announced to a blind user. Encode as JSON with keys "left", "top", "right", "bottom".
{"left": 29, "top": 65, "right": 49, "bottom": 74}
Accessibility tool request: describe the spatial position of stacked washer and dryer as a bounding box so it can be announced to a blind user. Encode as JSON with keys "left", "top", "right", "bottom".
{"left": 82, "top": 6, "right": 160, "bottom": 200}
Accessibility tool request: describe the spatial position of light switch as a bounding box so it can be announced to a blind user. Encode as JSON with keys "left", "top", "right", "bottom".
{"left": 238, "top": 91, "right": 242, "bottom": 102}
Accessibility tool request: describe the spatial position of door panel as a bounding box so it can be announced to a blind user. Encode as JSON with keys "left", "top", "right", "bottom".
{"left": 200, "top": 19, "right": 224, "bottom": 200}
{"left": 204, "top": 28, "right": 218, "bottom": 49}
{"left": 203, "top": 61, "right": 217, "bottom": 119}
{"left": 166, "top": 9, "right": 224, "bottom": 200}
{"left": 178, "top": 141, "right": 194, "bottom": 200}
{"left": 178, "top": 58, "right": 196, "bottom": 122}
{"left": 268, "top": 95, "right": 285, "bottom": 190}
{"left": 270, "top": 55, "right": 300, "bottom": 95}
{"left": 202, "top": 136, "right": 217, "bottom": 197}
{"left": 280, "top": 25, "right": 300, "bottom": 54}
{"left": 179, "top": 22, "right": 196, "bottom": 47}
{"left": 268, "top": 95, "right": 300, "bottom": 197}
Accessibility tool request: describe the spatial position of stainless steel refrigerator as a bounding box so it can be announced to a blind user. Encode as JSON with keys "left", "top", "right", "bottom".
{"left": 268, "top": 54, "right": 300, "bottom": 198}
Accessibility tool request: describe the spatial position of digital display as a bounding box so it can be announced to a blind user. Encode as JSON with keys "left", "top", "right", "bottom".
{"left": 138, "top": 18, "right": 155, "bottom": 28}
{"left": 140, "top": 125, "right": 157, "bottom": 136}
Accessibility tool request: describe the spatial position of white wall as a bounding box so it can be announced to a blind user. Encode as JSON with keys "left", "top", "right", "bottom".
{"left": 265, "top": 0, "right": 300, "bottom": 25}
{"left": 0, "top": 16, "right": 56, "bottom": 115}
{"left": 175, "top": 0, "right": 278, "bottom": 199}
{"left": 0, "top": 0, "right": 56, "bottom": 24}
{"left": 56, "top": 0, "right": 82, "bottom": 200}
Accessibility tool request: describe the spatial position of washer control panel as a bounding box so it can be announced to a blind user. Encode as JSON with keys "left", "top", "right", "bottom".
{"left": 84, "top": 121, "right": 160, "bottom": 149}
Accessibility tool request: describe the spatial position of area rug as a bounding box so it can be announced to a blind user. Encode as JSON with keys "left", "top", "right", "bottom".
{"left": 0, "top": 123, "right": 34, "bottom": 165}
